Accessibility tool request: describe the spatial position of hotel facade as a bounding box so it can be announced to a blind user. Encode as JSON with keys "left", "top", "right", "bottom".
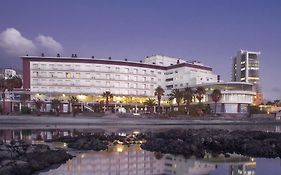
{"left": 21, "top": 54, "right": 255, "bottom": 113}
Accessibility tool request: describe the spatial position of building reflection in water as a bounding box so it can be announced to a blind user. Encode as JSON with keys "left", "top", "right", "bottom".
{"left": 40, "top": 144, "right": 257, "bottom": 175}
{"left": 229, "top": 158, "right": 256, "bottom": 175}
{"left": 0, "top": 129, "right": 259, "bottom": 175}
{"left": 44, "top": 144, "right": 162, "bottom": 175}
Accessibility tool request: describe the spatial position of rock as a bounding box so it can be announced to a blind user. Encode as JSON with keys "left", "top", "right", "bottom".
{"left": 0, "top": 143, "right": 73, "bottom": 175}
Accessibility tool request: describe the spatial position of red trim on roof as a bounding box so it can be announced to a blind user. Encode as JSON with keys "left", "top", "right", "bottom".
{"left": 21, "top": 56, "right": 212, "bottom": 71}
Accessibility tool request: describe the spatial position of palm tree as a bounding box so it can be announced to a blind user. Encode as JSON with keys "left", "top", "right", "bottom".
{"left": 183, "top": 87, "right": 193, "bottom": 114}
{"left": 211, "top": 89, "right": 222, "bottom": 115}
{"left": 154, "top": 86, "right": 165, "bottom": 113}
{"left": 144, "top": 98, "right": 156, "bottom": 113}
{"left": 68, "top": 96, "right": 79, "bottom": 117}
{"left": 51, "top": 99, "right": 61, "bottom": 116}
{"left": 33, "top": 98, "right": 43, "bottom": 116}
{"left": 195, "top": 87, "right": 206, "bottom": 103}
{"left": 102, "top": 91, "right": 113, "bottom": 111}
{"left": 168, "top": 89, "right": 183, "bottom": 111}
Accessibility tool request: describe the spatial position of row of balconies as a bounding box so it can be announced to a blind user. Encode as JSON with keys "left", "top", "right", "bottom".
{"left": 31, "top": 83, "right": 155, "bottom": 90}
{"left": 31, "top": 67, "right": 161, "bottom": 76}
{"left": 31, "top": 77, "right": 158, "bottom": 83}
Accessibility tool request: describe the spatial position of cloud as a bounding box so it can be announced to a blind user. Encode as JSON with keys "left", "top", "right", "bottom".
{"left": 0, "top": 28, "right": 36, "bottom": 55}
{"left": 35, "top": 35, "right": 63, "bottom": 55}
{"left": 0, "top": 28, "right": 63, "bottom": 56}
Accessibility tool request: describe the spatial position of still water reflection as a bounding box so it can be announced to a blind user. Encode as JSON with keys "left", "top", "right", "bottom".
{"left": 40, "top": 144, "right": 281, "bottom": 175}
{"left": 0, "top": 129, "right": 281, "bottom": 175}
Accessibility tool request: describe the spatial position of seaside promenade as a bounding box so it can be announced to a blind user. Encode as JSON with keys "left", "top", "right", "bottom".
{"left": 0, "top": 113, "right": 280, "bottom": 130}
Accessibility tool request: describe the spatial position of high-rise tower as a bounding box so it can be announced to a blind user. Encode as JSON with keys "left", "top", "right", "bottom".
{"left": 232, "top": 50, "right": 262, "bottom": 105}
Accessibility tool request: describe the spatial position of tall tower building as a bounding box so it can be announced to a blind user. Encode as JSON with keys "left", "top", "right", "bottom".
{"left": 232, "top": 50, "right": 263, "bottom": 105}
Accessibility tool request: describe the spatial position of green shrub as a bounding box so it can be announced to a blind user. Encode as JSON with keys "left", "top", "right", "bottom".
{"left": 21, "top": 106, "right": 32, "bottom": 114}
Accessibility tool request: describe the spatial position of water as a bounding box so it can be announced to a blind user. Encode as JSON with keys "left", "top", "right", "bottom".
{"left": 39, "top": 144, "right": 281, "bottom": 175}
{"left": 1, "top": 126, "right": 281, "bottom": 175}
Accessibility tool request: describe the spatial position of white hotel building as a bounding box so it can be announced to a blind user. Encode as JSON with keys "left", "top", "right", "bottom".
{"left": 21, "top": 54, "right": 254, "bottom": 113}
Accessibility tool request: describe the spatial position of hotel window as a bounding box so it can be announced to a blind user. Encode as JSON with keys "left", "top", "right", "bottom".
{"left": 49, "top": 72, "right": 55, "bottom": 78}
{"left": 158, "top": 71, "right": 161, "bottom": 75}
{"left": 40, "top": 64, "right": 47, "bottom": 69}
{"left": 143, "top": 70, "right": 147, "bottom": 74}
{"left": 32, "top": 64, "right": 39, "bottom": 69}
{"left": 86, "top": 73, "right": 91, "bottom": 79}
{"left": 76, "top": 73, "right": 80, "bottom": 78}
{"left": 49, "top": 64, "right": 55, "bottom": 69}
{"left": 106, "top": 66, "right": 111, "bottom": 71}
{"left": 143, "top": 77, "right": 146, "bottom": 81}
{"left": 65, "top": 64, "right": 71, "bottom": 70}
{"left": 57, "top": 80, "right": 63, "bottom": 85}
{"left": 150, "top": 70, "right": 154, "bottom": 74}
{"left": 75, "top": 65, "right": 80, "bottom": 70}
{"left": 106, "top": 74, "right": 110, "bottom": 79}
{"left": 125, "top": 68, "right": 129, "bottom": 73}
{"left": 116, "top": 75, "right": 120, "bottom": 80}
{"left": 106, "top": 82, "right": 110, "bottom": 87}
{"left": 66, "top": 72, "right": 71, "bottom": 78}
{"left": 151, "top": 78, "right": 154, "bottom": 82}
{"left": 96, "top": 66, "right": 101, "bottom": 71}
{"left": 85, "top": 64, "right": 91, "bottom": 70}
{"left": 115, "top": 67, "right": 120, "bottom": 72}
{"left": 133, "top": 69, "right": 138, "bottom": 74}
{"left": 134, "top": 76, "right": 137, "bottom": 81}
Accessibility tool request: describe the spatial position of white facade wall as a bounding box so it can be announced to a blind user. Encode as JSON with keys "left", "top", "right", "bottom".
{"left": 26, "top": 55, "right": 217, "bottom": 99}
{"left": 164, "top": 66, "right": 217, "bottom": 95}
{"left": 4, "top": 69, "right": 17, "bottom": 78}
{"left": 144, "top": 55, "right": 186, "bottom": 66}
{"left": 30, "top": 61, "right": 162, "bottom": 97}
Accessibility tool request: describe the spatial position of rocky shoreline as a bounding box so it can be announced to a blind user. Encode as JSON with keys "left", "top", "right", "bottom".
{"left": 0, "top": 141, "right": 73, "bottom": 175}
{"left": 141, "top": 129, "right": 281, "bottom": 158}
{"left": 50, "top": 129, "right": 281, "bottom": 159}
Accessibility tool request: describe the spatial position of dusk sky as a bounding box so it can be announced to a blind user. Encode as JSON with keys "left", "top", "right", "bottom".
{"left": 0, "top": 0, "right": 280, "bottom": 100}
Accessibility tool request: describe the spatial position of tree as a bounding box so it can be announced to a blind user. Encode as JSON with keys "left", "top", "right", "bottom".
{"left": 154, "top": 86, "right": 165, "bottom": 113}
{"left": 20, "top": 94, "right": 30, "bottom": 107}
{"left": 0, "top": 76, "right": 22, "bottom": 114}
{"left": 144, "top": 98, "right": 156, "bottom": 113}
{"left": 266, "top": 101, "right": 274, "bottom": 106}
{"left": 211, "top": 89, "right": 222, "bottom": 115}
{"left": 183, "top": 87, "right": 193, "bottom": 114}
{"left": 102, "top": 91, "right": 113, "bottom": 111}
{"left": 195, "top": 87, "right": 206, "bottom": 103}
{"left": 168, "top": 89, "right": 183, "bottom": 111}
{"left": 33, "top": 99, "right": 43, "bottom": 116}
{"left": 68, "top": 96, "right": 79, "bottom": 117}
{"left": 51, "top": 99, "right": 61, "bottom": 116}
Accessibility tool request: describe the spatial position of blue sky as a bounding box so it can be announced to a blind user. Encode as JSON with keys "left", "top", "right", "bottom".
{"left": 0, "top": 0, "right": 280, "bottom": 100}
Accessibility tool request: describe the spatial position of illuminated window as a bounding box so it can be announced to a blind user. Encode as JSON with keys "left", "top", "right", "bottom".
{"left": 66, "top": 72, "right": 71, "bottom": 78}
